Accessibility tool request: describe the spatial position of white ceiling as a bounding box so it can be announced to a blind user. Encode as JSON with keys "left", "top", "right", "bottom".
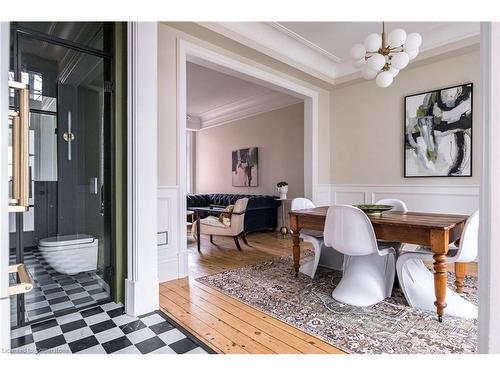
{"left": 187, "top": 62, "right": 301, "bottom": 130}
{"left": 187, "top": 62, "right": 274, "bottom": 115}
{"left": 202, "top": 22, "right": 480, "bottom": 81}
{"left": 275, "top": 22, "right": 478, "bottom": 63}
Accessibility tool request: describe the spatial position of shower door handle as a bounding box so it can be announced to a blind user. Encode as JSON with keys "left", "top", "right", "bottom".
{"left": 7, "top": 264, "right": 33, "bottom": 296}
{"left": 63, "top": 111, "right": 75, "bottom": 161}
{"left": 8, "top": 81, "right": 30, "bottom": 213}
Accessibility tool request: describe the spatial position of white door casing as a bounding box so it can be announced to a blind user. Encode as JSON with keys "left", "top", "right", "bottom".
{"left": 125, "top": 22, "right": 159, "bottom": 316}
{"left": 478, "top": 21, "right": 500, "bottom": 354}
{"left": 172, "top": 39, "right": 320, "bottom": 280}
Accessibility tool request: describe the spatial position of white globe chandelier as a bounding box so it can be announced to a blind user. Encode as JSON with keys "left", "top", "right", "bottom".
{"left": 350, "top": 22, "right": 422, "bottom": 88}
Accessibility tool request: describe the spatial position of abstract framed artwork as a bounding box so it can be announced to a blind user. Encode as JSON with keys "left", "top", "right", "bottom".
{"left": 232, "top": 147, "right": 258, "bottom": 187}
{"left": 404, "top": 83, "right": 473, "bottom": 177}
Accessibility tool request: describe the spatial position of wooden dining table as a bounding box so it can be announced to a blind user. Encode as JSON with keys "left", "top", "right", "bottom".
{"left": 289, "top": 207, "right": 469, "bottom": 321}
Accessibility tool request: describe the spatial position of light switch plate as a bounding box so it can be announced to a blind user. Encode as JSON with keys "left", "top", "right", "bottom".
{"left": 157, "top": 231, "right": 168, "bottom": 246}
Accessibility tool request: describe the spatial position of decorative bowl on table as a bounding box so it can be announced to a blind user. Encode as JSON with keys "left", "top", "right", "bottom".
{"left": 355, "top": 204, "right": 393, "bottom": 216}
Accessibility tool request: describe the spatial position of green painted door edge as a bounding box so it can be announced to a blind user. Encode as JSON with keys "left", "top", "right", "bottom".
{"left": 113, "top": 22, "right": 127, "bottom": 303}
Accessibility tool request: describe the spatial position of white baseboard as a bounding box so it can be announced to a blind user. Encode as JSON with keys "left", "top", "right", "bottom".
{"left": 329, "top": 184, "right": 479, "bottom": 215}
{"left": 125, "top": 277, "right": 159, "bottom": 317}
{"left": 178, "top": 251, "right": 189, "bottom": 279}
{"left": 157, "top": 256, "right": 179, "bottom": 282}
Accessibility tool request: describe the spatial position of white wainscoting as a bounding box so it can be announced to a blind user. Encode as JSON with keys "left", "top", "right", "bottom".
{"left": 315, "top": 184, "right": 334, "bottom": 206}
{"left": 330, "top": 184, "right": 479, "bottom": 215}
{"left": 157, "top": 186, "right": 181, "bottom": 282}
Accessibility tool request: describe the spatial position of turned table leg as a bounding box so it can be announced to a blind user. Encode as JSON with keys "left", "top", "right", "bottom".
{"left": 454, "top": 262, "right": 466, "bottom": 294}
{"left": 431, "top": 229, "right": 449, "bottom": 322}
{"left": 290, "top": 213, "right": 301, "bottom": 277}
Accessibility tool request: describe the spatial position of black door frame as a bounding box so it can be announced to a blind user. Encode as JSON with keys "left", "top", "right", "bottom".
{"left": 9, "top": 22, "right": 116, "bottom": 327}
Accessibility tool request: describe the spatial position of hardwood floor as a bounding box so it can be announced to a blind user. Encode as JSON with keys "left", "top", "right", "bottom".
{"left": 159, "top": 230, "right": 477, "bottom": 354}
{"left": 159, "top": 231, "right": 345, "bottom": 354}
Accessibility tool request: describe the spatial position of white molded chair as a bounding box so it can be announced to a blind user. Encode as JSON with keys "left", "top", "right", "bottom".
{"left": 194, "top": 198, "right": 249, "bottom": 251}
{"left": 375, "top": 198, "right": 408, "bottom": 252}
{"left": 291, "top": 198, "right": 342, "bottom": 278}
{"left": 396, "top": 210, "right": 478, "bottom": 319}
{"left": 375, "top": 198, "right": 408, "bottom": 212}
{"left": 324, "top": 205, "right": 396, "bottom": 306}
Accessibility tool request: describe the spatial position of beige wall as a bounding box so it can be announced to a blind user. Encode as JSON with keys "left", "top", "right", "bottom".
{"left": 157, "top": 22, "right": 331, "bottom": 188}
{"left": 195, "top": 103, "right": 304, "bottom": 197}
{"left": 330, "top": 48, "right": 480, "bottom": 185}
{"left": 158, "top": 22, "right": 479, "bottom": 192}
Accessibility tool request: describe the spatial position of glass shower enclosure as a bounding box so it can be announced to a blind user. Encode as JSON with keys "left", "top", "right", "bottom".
{"left": 8, "top": 22, "right": 114, "bottom": 327}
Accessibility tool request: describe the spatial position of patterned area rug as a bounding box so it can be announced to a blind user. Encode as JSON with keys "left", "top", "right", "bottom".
{"left": 197, "top": 253, "right": 477, "bottom": 354}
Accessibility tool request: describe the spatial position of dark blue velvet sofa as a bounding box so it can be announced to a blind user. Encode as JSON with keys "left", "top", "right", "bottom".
{"left": 186, "top": 193, "right": 281, "bottom": 234}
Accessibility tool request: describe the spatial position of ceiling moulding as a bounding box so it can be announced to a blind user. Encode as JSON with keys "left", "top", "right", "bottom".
{"left": 198, "top": 22, "right": 480, "bottom": 89}
{"left": 194, "top": 91, "right": 302, "bottom": 131}
{"left": 266, "top": 22, "right": 342, "bottom": 63}
{"left": 197, "top": 22, "right": 337, "bottom": 85}
{"left": 186, "top": 114, "right": 201, "bottom": 131}
{"left": 333, "top": 35, "right": 480, "bottom": 89}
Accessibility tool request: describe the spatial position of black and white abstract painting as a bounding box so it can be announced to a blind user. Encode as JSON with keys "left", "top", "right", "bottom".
{"left": 404, "top": 83, "right": 472, "bottom": 177}
{"left": 232, "top": 147, "right": 258, "bottom": 187}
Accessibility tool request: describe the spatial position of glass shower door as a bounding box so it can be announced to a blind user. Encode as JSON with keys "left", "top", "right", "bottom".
{"left": 9, "top": 23, "right": 113, "bottom": 326}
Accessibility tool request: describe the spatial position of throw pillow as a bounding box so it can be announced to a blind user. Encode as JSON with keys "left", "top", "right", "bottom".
{"left": 219, "top": 204, "right": 234, "bottom": 223}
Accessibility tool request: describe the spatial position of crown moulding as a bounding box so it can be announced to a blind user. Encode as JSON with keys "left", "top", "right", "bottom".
{"left": 187, "top": 91, "right": 302, "bottom": 131}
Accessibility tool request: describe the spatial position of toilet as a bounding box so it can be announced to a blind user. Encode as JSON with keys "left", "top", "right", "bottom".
{"left": 38, "top": 234, "right": 98, "bottom": 275}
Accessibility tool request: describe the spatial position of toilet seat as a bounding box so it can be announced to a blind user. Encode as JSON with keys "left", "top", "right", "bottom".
{"left": 39, "top": 234, "right": 94, "bottom": 247}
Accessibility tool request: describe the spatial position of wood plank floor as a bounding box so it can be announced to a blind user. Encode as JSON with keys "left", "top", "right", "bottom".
{"left": 159, "top": 231, "right": 345, "bottom": 354}
{"left": 159, "top": 231, "right": 477, "bottom": 354}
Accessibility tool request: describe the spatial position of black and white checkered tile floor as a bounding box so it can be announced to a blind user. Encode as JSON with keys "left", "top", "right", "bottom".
{"left": 10, "top": 302, "right": 212, "bottom": 354}
{"left": 10, "top": 247, "right": 110, "bottom": 324}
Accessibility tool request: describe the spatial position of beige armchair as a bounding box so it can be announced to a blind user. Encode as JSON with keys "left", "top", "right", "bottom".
{"left": 195, "top": 198, "right": 249, "bottom": 251}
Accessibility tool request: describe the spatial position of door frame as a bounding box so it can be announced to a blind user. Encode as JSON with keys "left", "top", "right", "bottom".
{"left": 124, "top": 22, "right": 159, "bottom": 316}
{"left": 0, "top": 21, "right": 11, "bottom": 350}
{"left": 478, "top": 21, "right": 500, "bottom": 354}
{"left": 174, "top": 39, "right": 320, "bottom": 280}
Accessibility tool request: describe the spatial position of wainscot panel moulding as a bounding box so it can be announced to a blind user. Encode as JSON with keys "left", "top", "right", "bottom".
{"left": 157, "top": 186, "right": 184, "bottom": 282}
{"left": 331, "top": 184, "right": 479, "bottom": 215}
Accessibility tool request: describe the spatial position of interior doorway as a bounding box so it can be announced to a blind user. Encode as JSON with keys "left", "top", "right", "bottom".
{"left": 8, "top": 22, "right": 115, "bottom": 327}
{"left": 173, "top": 40, "right": 320, "bottom": 281}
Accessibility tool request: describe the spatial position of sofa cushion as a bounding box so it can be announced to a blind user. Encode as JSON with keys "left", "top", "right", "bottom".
{"left": 186, "top": 194, "right": 211, "bottom": 208}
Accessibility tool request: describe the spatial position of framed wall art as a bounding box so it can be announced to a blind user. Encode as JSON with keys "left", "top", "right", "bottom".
{"left": 404, "top": 83, "right": 473, "bottom": 177}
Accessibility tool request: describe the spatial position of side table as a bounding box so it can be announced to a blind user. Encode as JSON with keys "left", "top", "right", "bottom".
{"left": 275, "top": 198, "right": 292, "bottom": 238}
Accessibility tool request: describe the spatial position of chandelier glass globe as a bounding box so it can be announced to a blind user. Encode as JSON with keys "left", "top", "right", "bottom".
{"left": 367, "top": 53, "right": 386, "bottom": 71}
{"left": 350, "top": 43, "right": 366, "bottom": 60}
{"left": 387, "top": 28, "right": 407, "bottom": 47}
{"left": 361, "top": 65, "right": 378, "bottom": 80}
{"left": 376, "top": 71, "right": 394, "bottom": 88}
{"left": 364, "top": 33, "right": 382, "bottom": 52}
{"left": 391, "top": 52, "right": 410, "bottom": 70}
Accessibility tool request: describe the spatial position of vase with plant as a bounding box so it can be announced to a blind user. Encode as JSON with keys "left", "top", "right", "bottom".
{"left": 277, "top": 181, "right": 289, "bottom": 199}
